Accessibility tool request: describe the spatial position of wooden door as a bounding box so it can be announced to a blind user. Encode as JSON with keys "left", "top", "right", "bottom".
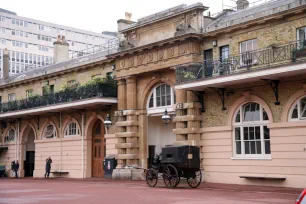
{"left": 92, "top": 120, "right": 105, "bottom": 177}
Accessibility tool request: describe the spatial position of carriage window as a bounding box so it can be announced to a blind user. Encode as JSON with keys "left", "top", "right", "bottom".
{"left": 233, "top": 102, "right": 270, "bottom": 158}
{"left": 147, "top": 84, "right": 175, "bottom": 109}
{"left": 4, "top": 128, "right": 15, "bottom": 143}
{"left": 43, "top": 124, "right": 56, "bottom": 139}
{"left": 289, "top": 95, "right": 306, "bottom": 120}
{"left": 64, "top": 122, "right": 80, "bottom": 137}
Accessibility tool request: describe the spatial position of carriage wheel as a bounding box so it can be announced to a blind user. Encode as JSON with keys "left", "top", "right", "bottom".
{"left": 163, "top": 164, "right": 179, "bottom": 188}
{"left": 187, "top": 169, "right": 202, "bottom": 188}
{"left": 146, "top": 168, "right": 158, "bottom": 187}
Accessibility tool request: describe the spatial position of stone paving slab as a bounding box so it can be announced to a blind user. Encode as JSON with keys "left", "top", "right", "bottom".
{"left": 0, "top": 178, "right": 301, "bottom": 204}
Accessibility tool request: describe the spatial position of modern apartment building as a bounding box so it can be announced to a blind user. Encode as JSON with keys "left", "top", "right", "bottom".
{"left": 0, "top": 8, "right": 117, "bottom": 78}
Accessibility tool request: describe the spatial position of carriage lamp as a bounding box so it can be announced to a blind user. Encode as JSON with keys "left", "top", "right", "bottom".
{"left": 104, "top": 114, "right": 112, "bottom": 129}
{"left": 162, "top": 109, "right": 171, "bottom": 124}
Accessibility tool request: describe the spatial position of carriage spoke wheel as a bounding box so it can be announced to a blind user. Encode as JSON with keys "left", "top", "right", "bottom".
{"left": 187, "top": 169, "right": 202, "bottom": 188}
{"left": 146, "top": 168, "right": 158, "bottom": 187}
{"left": 163, "top": 164, "right": 179, "bottom": 188}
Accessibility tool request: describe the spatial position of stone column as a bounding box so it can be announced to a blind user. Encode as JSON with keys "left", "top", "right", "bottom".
{"left": 126, "top": 76, "right": 137, "bottom": 109}
{"left": 175, "top": 90, "right": 187, "bottom": 141}
{"left": 116, "top": 79, "right": 127, "bottom": 168}
{"left": 187, "top": 91, "right": 201, "bottom": 145}
{"left": 117, "top": 79, "right": 126, "bottom": 110}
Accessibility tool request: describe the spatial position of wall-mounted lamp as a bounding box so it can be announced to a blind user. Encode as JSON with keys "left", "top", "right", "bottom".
{"left": 104, "top": 114, "right": 112, "bottom": 129}
{"left": 162, "top": 109, "right": 171, "bottom": 124}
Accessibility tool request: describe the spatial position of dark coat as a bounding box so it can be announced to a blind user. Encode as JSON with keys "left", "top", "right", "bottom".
{"left": 45, "top": 159, "right": 52, "bottom": 171}
{"left": 15, "top": 163, "right": 19, "bottom": 171}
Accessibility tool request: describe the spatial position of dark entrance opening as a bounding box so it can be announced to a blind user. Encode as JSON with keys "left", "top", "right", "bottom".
{"left": 25, "top": 151, "right": 35, "bottom": 177}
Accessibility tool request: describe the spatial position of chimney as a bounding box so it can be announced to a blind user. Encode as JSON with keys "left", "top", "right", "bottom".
{"left": 125, "top": 12, "right": 132, "bottom": 21}
{"left": 3, "top": 48, "right": 9, "bottom": 80}
{"left": 237, "top": 0, "right": 249, "bottom": 10}
{"left": 117, "top": 13, "right": 135, "bottom": 41}
{"left": 53, "top": 35, "right": 69, "bottom": 64}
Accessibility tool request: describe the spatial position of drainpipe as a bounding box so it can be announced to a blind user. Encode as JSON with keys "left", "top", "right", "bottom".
{"left": 60, "top": 112, "right": 62, "bottom": 172}
{"left": 81, "top": 113, "right": 85, "bottom": 178}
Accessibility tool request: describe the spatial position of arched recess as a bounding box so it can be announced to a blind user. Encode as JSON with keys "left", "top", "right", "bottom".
{"left": 141, "top": 77, "right": 177, "bottom": 168}
{"left": 140, "top": 77, "right": 175, "bottom": 110}
{"left": 227, "top": 94, "right": 274, "bottom": 126}
{"left": 2, "top": 125, "right": 16, "bottom": 143}
{"left": 281, "top": 89, "right": 306, "bottom": 122}
{"left": 19, "top": 123, "right": 36, "bottom": 177}
{"left": 62, "top": 117, "right": 81, "bottom": 137}
{"left": 84, "top": 113, "right": 106, "bottom": 178}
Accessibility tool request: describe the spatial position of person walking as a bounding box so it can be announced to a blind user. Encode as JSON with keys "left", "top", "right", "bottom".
{"left": 45, "top": 157, "right": 52, "bottom": 179}
{"left": 14, "top": 160, "right": 19, "bottom": 178}
{"left": 11, "top": 161, "right": 15, "bottom": 178}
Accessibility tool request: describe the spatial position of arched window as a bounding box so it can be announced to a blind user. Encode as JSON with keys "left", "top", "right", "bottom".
{"left": 289, "top": 95, "right": 306, "bottom": 121}
{"left": 43, "top": 123, "right": 57, "bottom": 139}
{"left": 233, "top": 102, "right": 271, "bottom": 158}
{"left": 4, "top": 128, "right": 15, "bottom": 143}
{"left": 64, "top": 122, "right": 80, "bottom": 137}
{"left": 147, "top": 84, "right": 175, "bottom": 111}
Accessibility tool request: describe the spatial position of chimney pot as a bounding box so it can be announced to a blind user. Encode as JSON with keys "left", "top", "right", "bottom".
{"left": 125, "top": 12, "right": 132, "bottom": 21}
{"left": 237, "top": 0, "right": 249, "bottom": 11}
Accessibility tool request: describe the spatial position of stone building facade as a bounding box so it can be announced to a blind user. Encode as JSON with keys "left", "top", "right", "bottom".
{"left": 1, "top": 0, "right": 306, "bottom": 189}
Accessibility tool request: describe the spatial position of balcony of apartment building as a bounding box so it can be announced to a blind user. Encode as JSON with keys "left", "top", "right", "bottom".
{"left": 175, "top": 38, "right": 306, "bottom": 91}
{"left": 0, "top": 81, "right": 117, "bottom": 120}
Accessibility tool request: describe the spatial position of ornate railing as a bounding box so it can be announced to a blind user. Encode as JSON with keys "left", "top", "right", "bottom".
{"left": 0, "top": 83, "right": 117, "bottom": 113}
{"left": 176, "top": 39, "right": 306, "bottom": 83}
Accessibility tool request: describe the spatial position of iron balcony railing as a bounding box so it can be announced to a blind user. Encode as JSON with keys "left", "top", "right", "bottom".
{"left": 0, "top": 83, "right": 117, "bottom": 113}
{"left": 176, "top": 39, "right": 306, "bottom": 84}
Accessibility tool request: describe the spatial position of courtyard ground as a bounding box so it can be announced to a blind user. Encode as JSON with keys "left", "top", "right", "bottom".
{"left": 0, "top": 178, "right": 302, "bottom": 204}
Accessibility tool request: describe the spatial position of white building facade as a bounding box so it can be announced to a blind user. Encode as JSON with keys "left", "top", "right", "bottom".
{"left": 0, "top": 8, "right": 117, "bottom": 78}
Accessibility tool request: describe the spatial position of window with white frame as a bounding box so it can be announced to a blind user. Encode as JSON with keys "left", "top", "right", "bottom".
{"left": 289, "top": 95, "right": 306, "bottom": 121}
{"left": 4, "top": 128, "right": 15, "bottom": 143}
{"left": 239, "top": 39, "right": 258, "bottom": 66}
{"left": 233, "top": 102, "right": 271, "bottom": 158}
{"left": 147, "top": 84, "right": 175, "bottom": 110}
{"left": 64, "top": 122, "right": 80, "bottom": 137}
{"left": 43, "top": 124, "right": 57, "bottom": 139}
{"left": 8, "top": 93, "right": 16, "bottom": 101}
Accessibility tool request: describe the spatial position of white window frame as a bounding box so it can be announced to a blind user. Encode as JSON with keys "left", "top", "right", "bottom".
{"left": 289, "top": 95, "right": 306, "bottom": 121}
{"left": 8, "top": 93, "right": 16, "bottom": 101}
{"left": 43, "top": 123, "right": 57, "bottom": 139}
{"left": 64, "top": 122, "right": 80, "bottom": 137}
{"left": 297, "top": 27, "right": 306, "bottom": 41}
{"left": 146, "top": 83, "right": 175, "bottom": 115}
{"left": 232, "top": 102, "right": 271, "bottom": 160}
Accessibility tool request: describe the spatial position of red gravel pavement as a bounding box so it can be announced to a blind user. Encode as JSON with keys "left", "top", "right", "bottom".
{"left": 0, "top": 178, "right": 301, "bottom": 204}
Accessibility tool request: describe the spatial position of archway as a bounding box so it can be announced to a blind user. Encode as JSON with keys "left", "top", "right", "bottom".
{"left": 21, "top": 125, "right": 36, "bottom": 177}
{"left": 146, "top": 83, "right": 176, "bottom": 168}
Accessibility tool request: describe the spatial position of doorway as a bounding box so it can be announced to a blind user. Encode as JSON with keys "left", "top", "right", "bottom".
{"left": 92, "top": 120, "right": 105, "bottom": 177}
{"left": 147, "top": 115, "right": 176, "bottom": 167}
{"left": 24, "top": 129, "right": 35, "bottom": 177}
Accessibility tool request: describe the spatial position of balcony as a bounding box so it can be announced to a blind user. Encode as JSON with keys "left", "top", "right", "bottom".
{"left": 175, "top": 40, "right": 306, "bottom": 88}
{"left": 0, "top": 83, "right": 117, "bottom": 118}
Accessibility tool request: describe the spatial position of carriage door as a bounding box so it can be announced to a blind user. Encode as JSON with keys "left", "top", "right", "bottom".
{"left": 204, "top": 49, "right": 213, "bottom": 77}
{"left": 92, "top": 120, "right": 105, "bottom": 177}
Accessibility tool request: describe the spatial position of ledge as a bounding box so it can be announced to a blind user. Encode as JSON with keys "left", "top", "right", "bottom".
{"left": 115, "top": 143, "right": 139, "bottom": 149}
{"left": 105, "top": 134, "right": 116, "bottom": 139}
{"left": 173, "top": 128, "right": 202, "bottom": 134}
{"left": 202, "top": 126, "right": 232, "bottom": 133}
{"left": 115, "top": 132, "right": 139, "bottom": 138}
{"left": 240, "top": 175, "right": 286, "bottom": 181}
{"left": 116, "top": 154, "right": 139, "bottom": 160}
{"left": 268, "top": 121, "right": 306, "bottom": 129}
{"left": 115, "top": 121, "right": 139, "bottom": 127}
{"left": 173, "top": 115, "right": 202, "bottom": 122}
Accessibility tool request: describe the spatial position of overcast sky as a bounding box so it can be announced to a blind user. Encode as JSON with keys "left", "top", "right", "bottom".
{"left": 0, "top": 0, "right": 235, "bottom": 33}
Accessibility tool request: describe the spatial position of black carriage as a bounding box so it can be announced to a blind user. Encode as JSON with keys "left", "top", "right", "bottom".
{"left": 146, "top": 145, "right": 202, "bottom": 188}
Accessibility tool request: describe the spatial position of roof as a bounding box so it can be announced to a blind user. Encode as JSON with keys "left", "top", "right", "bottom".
{"left": 0, "top": 48, "right": 118, "bottom": 87}
{"left": 120, "top": 3, "right": 208, "bottom": 33}
{"left": 204, "top": 0, "right": 306, "bottom": 33}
